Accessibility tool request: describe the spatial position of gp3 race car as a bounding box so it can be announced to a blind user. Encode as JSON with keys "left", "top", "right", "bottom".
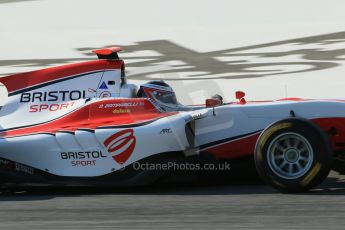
{"left": 0, "top": 47, "right": 344, "bottom": 193}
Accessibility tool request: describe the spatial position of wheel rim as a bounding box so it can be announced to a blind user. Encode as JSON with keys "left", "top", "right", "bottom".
{"left": 267, "top": 132, "right": 314, "bottom": 179}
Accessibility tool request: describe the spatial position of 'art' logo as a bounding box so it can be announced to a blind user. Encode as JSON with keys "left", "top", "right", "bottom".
{"left": 103, "top": 129, "right": 136, "bottom": 164}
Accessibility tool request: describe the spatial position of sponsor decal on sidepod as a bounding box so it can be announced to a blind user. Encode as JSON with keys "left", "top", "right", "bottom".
{"left": 60, "top": 151, "right": 107, "bottom": 167}
{"left": 104, "top": 129, "right": 136, "bottom": 165}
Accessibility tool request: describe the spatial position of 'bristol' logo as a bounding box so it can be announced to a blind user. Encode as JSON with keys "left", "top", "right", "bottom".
{"left": 103, "top": 129, "right": 136, "bottom": 165}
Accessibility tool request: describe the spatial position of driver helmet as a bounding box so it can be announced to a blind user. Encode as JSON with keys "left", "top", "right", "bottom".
{"left": 137, "top": 81, "right": 178, "bottom": 106}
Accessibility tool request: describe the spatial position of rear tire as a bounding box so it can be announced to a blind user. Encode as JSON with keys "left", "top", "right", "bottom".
{"left": 254, "top": 118, "right": 332, "bottom": 193}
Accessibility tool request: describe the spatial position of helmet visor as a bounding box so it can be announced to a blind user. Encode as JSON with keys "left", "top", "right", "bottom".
{"left": 152, "top": 90, "right": 178, "bottom": 104}
{"left": 142, "top": 87, "right": 178, "bottom": 105}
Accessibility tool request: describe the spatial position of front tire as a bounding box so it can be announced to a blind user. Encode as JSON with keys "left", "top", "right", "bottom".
{"left": 254, "top": 118, "right": 332, "bottom": 193}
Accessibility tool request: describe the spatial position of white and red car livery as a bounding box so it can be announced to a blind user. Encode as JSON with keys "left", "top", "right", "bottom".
{"left": 0, "top": 47, "right": 343, "bottom": 193}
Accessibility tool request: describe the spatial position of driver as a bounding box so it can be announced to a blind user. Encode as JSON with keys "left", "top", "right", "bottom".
{"left": 211, "top": 94, "right": 223, "bottom": 104}
{"left": 137, "top": 81, "right": 180, "bottom": 111}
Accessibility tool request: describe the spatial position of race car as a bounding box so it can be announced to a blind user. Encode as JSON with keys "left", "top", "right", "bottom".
{"left": 0, "top": 47, "right": 343, "bottom": 193}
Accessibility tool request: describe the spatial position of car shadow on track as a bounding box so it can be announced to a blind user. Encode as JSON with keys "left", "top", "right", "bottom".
{"left": 303, "top": 174, "right": 345, "bottom": 195}
{"left": 0, "top": 173, "right": 344, "bottom": 201}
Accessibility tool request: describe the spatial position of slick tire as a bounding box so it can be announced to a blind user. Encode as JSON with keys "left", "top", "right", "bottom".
{"left": 254, "top": 118, "right": 332, "bottom": 193}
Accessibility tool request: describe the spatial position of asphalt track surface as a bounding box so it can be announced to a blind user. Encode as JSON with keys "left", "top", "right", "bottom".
{"left": 0, "top": 171, "right": 343, "bottom": 230}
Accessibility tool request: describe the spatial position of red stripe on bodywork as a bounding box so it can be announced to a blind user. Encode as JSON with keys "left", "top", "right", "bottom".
{"left": 205, "top": 117, "right": 345, "bottom": 159}
{"left": 0, "top": 98, "right": 177, "bottom": 138}
{"left": 204, "top": 132, "right": 261, "bottom": 160}
{"left": 0, "top": 60, "right": 123, "bottom": 93}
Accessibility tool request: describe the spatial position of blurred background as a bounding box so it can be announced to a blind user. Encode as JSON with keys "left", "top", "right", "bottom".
{"left": 1, "top": 0, "right": 345, "bottom": 104}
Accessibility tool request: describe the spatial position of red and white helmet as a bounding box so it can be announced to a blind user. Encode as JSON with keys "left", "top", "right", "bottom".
{"left": 137, "top": 81, "right": 178, "bottom": 107}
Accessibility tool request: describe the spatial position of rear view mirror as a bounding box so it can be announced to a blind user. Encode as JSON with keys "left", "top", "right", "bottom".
{"left": 235, "top": 91, "right": 245, "bottom": 99}
{"left": 206, "top": 98, "right": 221, "bottom": 107}
{"left": 235, "top": 90, "right": 247, "bottom": 104}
